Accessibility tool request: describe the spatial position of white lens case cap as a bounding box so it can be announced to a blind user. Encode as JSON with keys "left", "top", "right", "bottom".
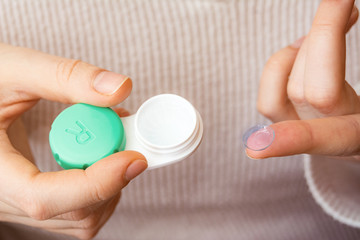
{"left": 121, "top": 94, "right": 203, "bottom": 169}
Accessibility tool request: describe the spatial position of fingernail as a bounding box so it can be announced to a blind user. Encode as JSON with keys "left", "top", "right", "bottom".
{"left": 290, "top": 36, "right": 305, "bottom": 48}
{"left": 125, "top": 160, "right": 148, "bottom": 181}
{"left": 93, "top": 71, "right": 130, "bottom": 95}
{"left": 243, "top": 125, "right": 275, "bottom": 151}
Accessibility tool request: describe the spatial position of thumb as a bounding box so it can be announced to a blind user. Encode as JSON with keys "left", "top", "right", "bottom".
{"left": 0, "top": 43, "right": 131, "bottom": 106}
{"left": 245, "top": 114, "right": 360, "bottom": 159}
{"left": 24, "top": 151, "right": 147, "bottom": 220}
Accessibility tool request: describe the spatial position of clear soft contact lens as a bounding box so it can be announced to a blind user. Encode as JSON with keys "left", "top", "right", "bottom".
{"left": 243, "top": 125, "right": 275, "bottom": 151}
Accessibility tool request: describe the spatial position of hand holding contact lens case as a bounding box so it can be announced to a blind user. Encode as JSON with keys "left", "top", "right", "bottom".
{"left": 49, "top": 94, "right": 203, "bottom": 170}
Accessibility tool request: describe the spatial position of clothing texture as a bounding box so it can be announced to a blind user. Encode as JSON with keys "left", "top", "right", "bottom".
{"left": 1, "top": 0, "right": 360, "bottom": 239}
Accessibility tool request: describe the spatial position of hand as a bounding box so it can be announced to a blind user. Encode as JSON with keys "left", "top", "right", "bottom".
{"left": 0, "top": 43, "right": 148, "bottom": 239}
{"left": 248, "top": 0, "right": 360, "bottom": 159}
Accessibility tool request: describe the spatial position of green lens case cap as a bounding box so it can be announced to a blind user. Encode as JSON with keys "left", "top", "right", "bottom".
{"left": 49, "top": 103, "right": 126, "bottom": 169}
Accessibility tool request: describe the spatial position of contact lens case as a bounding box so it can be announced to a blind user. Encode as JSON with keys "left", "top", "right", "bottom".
{"left": 49, "top": 94, "right": 203, "bottom": 170}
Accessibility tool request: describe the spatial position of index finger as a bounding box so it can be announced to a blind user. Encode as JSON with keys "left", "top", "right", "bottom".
{"left": 0, "top": 43, "right": 132, "bottom": 107}
{"left": 245, "top": 114, "right": 360, "bottom": 159}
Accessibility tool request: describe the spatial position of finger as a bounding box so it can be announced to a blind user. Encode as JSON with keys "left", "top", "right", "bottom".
{"left": 288, "top": 5, "right": 359, "bottom": 119}
{"left": 246, "top": 114, "right": 360, "bottom": 159}
{"left": 346, "top": 5, "right": 359, "bottom": 33}
{"left": 79, "top": 193, "right": 121, "bottom": 237}
{"left": 0, "top": 194, "right": 117, "bottom": 230}
{"left": 304, "top": 0, "right": 354, "bottom": 112}
{"left": 57, "top": 192, "right": 120, "bottom": 222}
{"left": 89, "top": 193, "right": 121, "bottom": 237}
{"left": 0, "top": 212, "right": 72, "bottom": 229}
{"left": 0, "top": 132, "right": 146, "bottom": 221}
{"left": 0, "top": 200, "right": 26, "bottom": 216}
{"left": 0, "top": 211, "right": 76, "bottom": 230}
{"left": 0, "top": 127, "right": 146, "bottom": 220}
{"left": 25, "top": 151, "right": 146, "bottom": 220}
{"left": 57, "top": 194, "right": 114, "bottom": 221}
{"left": 113, "top": 107, "right": 131, "bottom": 117}
{"left": 0, "top": 195, "right": 98, "bottom": 222}
{"left": 7, "top": 118, "right": 34, "bottom": 163}
{"left": 0, "top": 130, "right": 40, "bottom": 210}
{"left": 47, "top": 194, "right": 121, "bottom": 240}
{"left": 287, "top": 36, "right": 309, "bottom": 117}
{"left": 0, "top": 43, "right": 132, "bottom": 107}
{"left": 257, "top": 40, "right": 303, "bottom": 122}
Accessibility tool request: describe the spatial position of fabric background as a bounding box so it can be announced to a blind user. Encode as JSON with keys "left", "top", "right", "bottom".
{"left": 1, "top": 0, "right": 360, "bottom": 239}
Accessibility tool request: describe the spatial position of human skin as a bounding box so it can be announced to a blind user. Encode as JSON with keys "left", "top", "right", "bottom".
{"left": 248, "top": 0, "right": 360, "bottom": 160}
{"left": 0, "top": 43, "right": 147, "bottom": 239}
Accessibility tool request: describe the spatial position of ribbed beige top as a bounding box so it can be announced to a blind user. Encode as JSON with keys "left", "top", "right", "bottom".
{"left": 1, "top": 0, "right": 360, "bottom": 239}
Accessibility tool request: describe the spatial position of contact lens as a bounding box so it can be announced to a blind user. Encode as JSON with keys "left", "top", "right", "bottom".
{"left": 243, "top": 125, "right": 275, "bottom": 151}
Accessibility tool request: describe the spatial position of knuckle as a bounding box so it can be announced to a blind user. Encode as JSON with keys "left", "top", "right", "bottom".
{"left": 257, "top": 101, "right": 286, "bottom": 122}
{"left": 257, "top": 102, "right": 275, "bottom": 119}
{"left": 84, "top": 170, "right": 108, "bottom": 202}
{"left": 92, "top": 184, "right": 106, "bottom": 202}
{"left": 287, "top": 85, "right": 306, "bottom": 105}
{"left": 55, "top": 59, "right": 82, "bottom": 87}
{"left": 298, "top": 121, "right": 315, "bottom": 153}
{"left": 304, "top": 89, "right": 340, "bottom": 114}
{"left": 288, "top": 93, "right": 306, "bottom": 106}
{"left": 20, "top": 196, "right": 49, "bottom": 220}
{"left": 17, "top": 175, "right": 51, "bottom": 220}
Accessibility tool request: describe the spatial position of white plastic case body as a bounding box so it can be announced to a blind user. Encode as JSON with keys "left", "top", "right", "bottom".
{"left": 121, "top": 94, "right": 203, "bottom": 169}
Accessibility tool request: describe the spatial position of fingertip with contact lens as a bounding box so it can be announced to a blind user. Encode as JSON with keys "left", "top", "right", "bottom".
{"left": 243, "top": 124, "right": 275, "bottom": 151}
